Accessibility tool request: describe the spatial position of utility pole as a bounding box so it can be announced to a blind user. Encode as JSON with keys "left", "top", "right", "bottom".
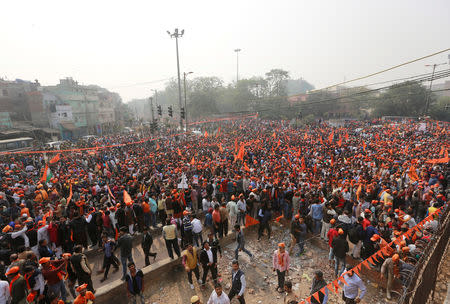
{"left": 148, "top": 97, "right": 154, "bottom": 122}
{"left": 167, "top": 28, "right": 184, "bottom": 130}
{"left": 424, "top": 62, "right": 447, "bottom": 115}
{"left": 183, "top": 71, "right": 193, "bottom": 131}
{"left": 234, "top": 48, "right": 241, "bottom": 84}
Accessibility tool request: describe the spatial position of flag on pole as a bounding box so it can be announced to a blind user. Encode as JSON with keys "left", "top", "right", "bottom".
{"left": 40, "top": 164, "right": 53, "bottom": 183}
{"left": 49, "top": 153, "right": 61, "bottom": 164}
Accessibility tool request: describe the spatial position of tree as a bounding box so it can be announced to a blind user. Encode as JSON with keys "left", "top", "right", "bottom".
{"left": 372, "top": 81, "right": 428, "bottom": 117}
{"left": 265, "top": 69, "right": 289, "bottom": 97}
{"left": 187, "top": 77, "right": 224, "bottom": 118}
{"left": 429, "top": 96, "right": 450, "bottom": 121}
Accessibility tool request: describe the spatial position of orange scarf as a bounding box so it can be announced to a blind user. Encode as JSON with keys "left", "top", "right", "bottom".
{"left": 277, "top": 250, "right": 285, "bottom": 268}
{"left": 9, "top": 274, "right": 21, "bottom": 293}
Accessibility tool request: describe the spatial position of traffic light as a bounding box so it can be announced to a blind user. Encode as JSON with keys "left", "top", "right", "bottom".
{"left": 168, "top": 106, "right": 173, "bottom": 117}
{"left": 181, "top": 107, "right": 185, "bottom": 119}
{"left": 157, "top": 105, "right": 162, "bottom": 116}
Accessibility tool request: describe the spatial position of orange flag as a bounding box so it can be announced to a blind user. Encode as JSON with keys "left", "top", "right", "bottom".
{"left": 328, "top": 131, "right": 334, "bottom": 144}
{"left": 244, "top": 162, "right": 250, "bottom": 172}
{"left": 304, "top": 133, "right": 308, "bottom": 140}
{"left": 204, "top": 130, "right": 208, "bottom": 137}
{"left": 362, "top": 260, "right": 370, "bottom": 269}
{"left": 190, "top": 157, "right": 195, "bottom": 165}
{"left": 275, "top": 215, "right": 284, "bottom": 222}
{"left": 338, "top": 136, "right": 342, "bottom": 147}
{"left": 301, "top": 157, "right": 306, "bottom": 171}
{"left": 236, "top": 144, "right": 245, "bottom": 161}
{"left": 272, "top": 132, "right": 276, "bottom": 138}
{"left": 156, "top": 143, "right": 160, "bottom": 150}
{"left": 123, "top": 190, "right": 132, "bottom": 205}
{"left": 234, "top": 138, "right": 239, "bottom": 153}
{"left": 49, "top": 153, "right": 61, "bottom": 164}
{"left": 312, "top": 292, "right": 320, "bottom": 303}
{"left": 345, "top": 132, "right": 349, "bottom": 141}
{"left": 177, "top": 148, "right": 182, "bottom": 156}
{"left": 409, "top": 165, "right": 419, "bottom": 181}
{"left": 219, "top": 143, "right": 224, "bottom": 153}
{"left": 362, "top": 141, "right": 367, "bottom": 152}
{"left": 338, "top": 276, "right": 348, "bottom": 286}
{"left": 107, "top": 185, "right": 115, "bottom": 200}
{"left": 245, "top": 215, "right": 259, "bottom": 227}
{"left": 216, "top": 127, "right": 221, "bottom": 138}
{"left": 67, "top": 184, "right": 73, "bottom": 204}
{"left": 313, "top": 163, "right": 317, "bottom": 174}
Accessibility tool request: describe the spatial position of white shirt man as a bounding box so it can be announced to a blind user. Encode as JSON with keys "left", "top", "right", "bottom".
{"left": 207, "top": 285, "right": 230, "bottom": 304}
{"left": 0, "top": 279, "right": 10, "bottom": 303}
{"left": 203, "top": 198, "right": 212, "bottom": 212}
{"left": 191, "top": 218, "right": 203, "bottom": 234}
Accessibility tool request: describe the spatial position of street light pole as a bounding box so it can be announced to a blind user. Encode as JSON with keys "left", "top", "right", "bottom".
{"left": 167, "top": 28, "right": 185, "bottom": 130}
{"left": 234, "top": 48, "right": 241, "bottom": 84}
{"left": 424, "top": 62, "right": 447, "bottom": 115}
{"left": 148, "top": 97, "right": 154, "bottom": 122}
{"left": 183, "top": 71, "right": 193, "bottom": 131}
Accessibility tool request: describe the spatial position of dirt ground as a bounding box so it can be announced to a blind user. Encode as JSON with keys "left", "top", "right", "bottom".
{"left": 140, "top": 224, "right": 392, "bottom": 304}
{"left": 431, "top": 240, "right": 450, "bottom": 304}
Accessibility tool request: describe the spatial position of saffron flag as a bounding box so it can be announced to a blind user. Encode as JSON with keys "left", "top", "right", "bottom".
{"left": 236, "top": 144, "right": 245, "bottom": 161}
{"left": 67, "top": 184, "right": 73, "bottom": 204}
{"left": 337, "top": 136, "right": 342, "bottom": 147}
{"left": 190, "top": 157, "right": 196, "bottom": 165}
{"left": 245, "top": 215, "right": 259, "bottom": 227}
{"left": 107, "top": 185, "right": 115, "bottom": 200}
{"left": 216, "top": 127, "right": 221, "bottom": 138}
{"left": 123, "top": 190, "right": 133, "bottom": 205}
{"left": 301, "top": 157, "right": 306, "bottom": 171}
{"left": 409, "top": 165, "right": 419, "bottom": 182}
{"left": 49, "top": 153, "right": 61, "bottom": 164}
{"left": 304, "top": 133, "right": 308, "bottom": 140}
{"left": 362, "top": 141, "right": 367, "bottom": 152}
{"left": 328, "top": 131, "right": 334, "bottom": 144}
{"left": 156, "top": 143, "right": 160, "bottom": 150}
{"left": 178, "top": 148, "right": 182, "bottom": 156}
{"left": 204, "top": 130, "right": 208, "bottom": 137}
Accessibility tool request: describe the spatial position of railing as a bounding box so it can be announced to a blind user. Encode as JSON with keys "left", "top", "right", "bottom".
{"left": 398, "top": 205, "right": 450, "bottom": 304}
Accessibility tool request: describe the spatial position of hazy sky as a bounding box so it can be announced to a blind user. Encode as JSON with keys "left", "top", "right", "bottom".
{"left": 1, "top": 0, "right": 449, "bottom": 102}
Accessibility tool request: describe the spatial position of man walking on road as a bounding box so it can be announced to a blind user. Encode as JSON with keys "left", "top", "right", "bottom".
{"left": 116, "top": 226, "right": 134, "bottom": 280}
{"left": 141, "top": 226, "right": 157, "bottom": 266}
{"left": 331, "top": 229, "right": 349, "bottom": 278}
{"left": 234, "top": 225, "right": 253, "bottom": 261}
{"left": 98, "top": 233, "right": 119, "bottom": 283}
{"left": 342, "top": 266, "right": 366, "bottom": 304}
{"left": 70, "top": 245, "right": 95, "bottom": 293}
{"left": 228, "top": 260, "right": 246, "bottom": 304}
{"left": 207, "top": 283, "right": 230, "bottom": 304}
{"left": 182, "top": 244, "right": 202, "bottom": 290}
{"left": 162, "top": 218, "right": 181, "bottom": 259}
{"left": 200, "top": 241, "right": 218, "bottom": 289}
{"left": 272, "top": 243, "right": 290, "bottom": 293}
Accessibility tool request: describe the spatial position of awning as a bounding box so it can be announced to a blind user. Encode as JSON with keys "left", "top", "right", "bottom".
{"left": 60, "top": 122, "right": 77, "bottom": 131}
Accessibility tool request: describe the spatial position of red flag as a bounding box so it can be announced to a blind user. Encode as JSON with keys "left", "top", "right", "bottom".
{"left": 49, "top": 153, "right": 61, "bottom": 164}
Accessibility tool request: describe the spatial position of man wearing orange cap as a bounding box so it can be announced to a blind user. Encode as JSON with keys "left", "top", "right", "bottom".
{"left": 73, "top": 283, "right": 95, "bottom": 304}
{"left": 381, "top": 254, "right": 400, "bottom": 300}
{"left": 41, "top": 256, "right": 69, "bottom": 303}
{"left": 272, "top": 243, "right": 290, "bottom": 293}
{"left": 331, "top": 228, "right": 349, "bottom": 277}
{"left": 6, "top": 266, "right": 27, "bottom": 304}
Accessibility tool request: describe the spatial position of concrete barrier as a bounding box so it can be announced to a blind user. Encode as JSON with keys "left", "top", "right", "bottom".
{"left": 94, "top": 226, "right": 249, "bottom": 303}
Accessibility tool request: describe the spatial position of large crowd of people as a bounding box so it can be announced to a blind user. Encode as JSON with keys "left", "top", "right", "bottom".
{"left": 0, "top": 118, "right": 447, "bottom": 304}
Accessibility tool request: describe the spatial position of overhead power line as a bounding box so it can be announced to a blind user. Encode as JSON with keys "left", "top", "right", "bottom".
{"left": 308, "top": 47, "right": 450, "bottom": 93}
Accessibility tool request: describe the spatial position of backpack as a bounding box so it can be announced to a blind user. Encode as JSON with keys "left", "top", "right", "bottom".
{"left": 348, "top": 225, "right": 359, "bottom": 244}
